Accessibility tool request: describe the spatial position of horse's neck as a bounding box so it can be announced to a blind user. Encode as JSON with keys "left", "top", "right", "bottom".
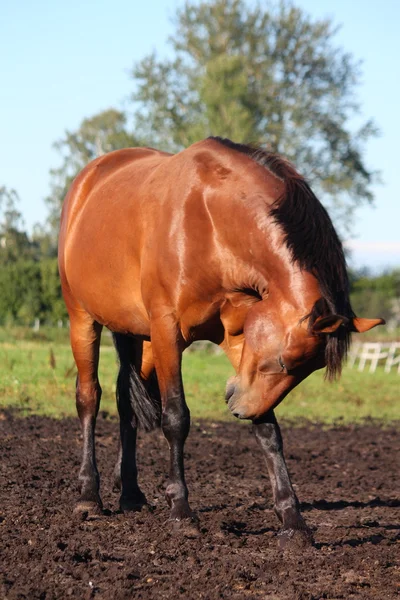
{"left": 216, "top": 197, "right": 324, "bottom": 319}
{"left": 226, "top": 230, "right": 321, "bottom": 318}
{"left": 269, "top": 268, "right": 322, "bottom": 321}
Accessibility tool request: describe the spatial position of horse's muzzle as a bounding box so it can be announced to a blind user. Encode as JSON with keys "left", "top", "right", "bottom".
{"left": 225, "top": 378, "right": 248, "bottom": 419}
{"left": 225, "top": 379, "right": 236, "bottom": 403}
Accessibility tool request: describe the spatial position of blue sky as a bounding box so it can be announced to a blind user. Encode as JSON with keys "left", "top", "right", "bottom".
{"left": 1, "top": 0, "right": 399, "bottom": 270}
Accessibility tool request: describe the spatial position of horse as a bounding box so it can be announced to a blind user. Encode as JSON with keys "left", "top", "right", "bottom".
{"left": 58, "top": 136, "right": 384, "bottom": 545}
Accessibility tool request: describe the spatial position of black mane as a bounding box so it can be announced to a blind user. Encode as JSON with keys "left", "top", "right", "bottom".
{"left": 209, "top": 136, "right": 354, "bottom": 379}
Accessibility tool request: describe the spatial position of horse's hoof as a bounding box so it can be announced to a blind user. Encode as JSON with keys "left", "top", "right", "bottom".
{"left": 73, "top": 500, "right": 103, "bottom": 519}
{"left": 120, "top": 492, "right": 147, "bottom": 513}
{"left": 170, "top": 515, "right": 200, "bottom": 538}
{"left": 277, "top": 526, "right": 314, "bottom": 550}
{"left": 170, "top": 501, "right": 196, "bottom": 520}
{"left": 169, "top": 503, "right": 200, "bottom": 538}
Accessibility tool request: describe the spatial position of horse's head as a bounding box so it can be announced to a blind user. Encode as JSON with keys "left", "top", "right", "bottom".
{"left": 225, "top": 300, "right": 385, "bottom": 420}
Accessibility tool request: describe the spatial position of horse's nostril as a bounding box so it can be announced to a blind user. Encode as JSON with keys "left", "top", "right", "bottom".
{"left": 233, "top": 412, "right": 240, "bottom": 418}
{"left": 225, "top": 383, "right": 235, "bottom": 403}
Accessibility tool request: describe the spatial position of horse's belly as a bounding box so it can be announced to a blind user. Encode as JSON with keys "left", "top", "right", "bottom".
{"left": 84, "top": 293, "right": 150, "bottom": 337}
{"left": 65, "top": 237, "right": 150, "bottom": 336}
{"left": 74, "top": 280, "right": 150, "bottom": 337}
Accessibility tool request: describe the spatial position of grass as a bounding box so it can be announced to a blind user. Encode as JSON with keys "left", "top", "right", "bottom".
{"left": 1, "top": 323, "right": 399, "bottom": 345}
{"left": 0, "top": 336, "right": 398, "bottom": 424}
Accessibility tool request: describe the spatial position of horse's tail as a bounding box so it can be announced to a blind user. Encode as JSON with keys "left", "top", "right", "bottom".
{"left": 113, "top": 333, "right": 161, "bottom": 432}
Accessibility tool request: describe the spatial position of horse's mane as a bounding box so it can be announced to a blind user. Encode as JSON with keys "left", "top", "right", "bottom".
{"left": 209, "top": 136, "right": 354, "bottom": 379}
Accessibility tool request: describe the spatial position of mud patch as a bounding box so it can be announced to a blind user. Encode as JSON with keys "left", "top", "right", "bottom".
{"left": 0, "top": 413, "right": 399, "bottom": 599}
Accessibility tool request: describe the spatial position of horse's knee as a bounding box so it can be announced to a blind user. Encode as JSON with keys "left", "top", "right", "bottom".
{"left": 76, "top": 379, "right": 102, "bottom": 418}
{"left": 253, "top": 420, "right": 283, "bottom": 455}
{"left": 161, "top": 397, "right": 190, "bottom": 444}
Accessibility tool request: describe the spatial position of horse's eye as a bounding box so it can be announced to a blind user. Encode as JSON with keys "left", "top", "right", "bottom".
{"left": 278, "top": 356, "right": 286, "bottom": 371}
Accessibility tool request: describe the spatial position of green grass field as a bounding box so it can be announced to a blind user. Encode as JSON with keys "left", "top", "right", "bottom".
{"left": 0, "top": 333, "right": 398, "bottom": 423}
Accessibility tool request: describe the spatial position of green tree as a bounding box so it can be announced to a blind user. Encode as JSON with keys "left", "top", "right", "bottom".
{"left": 0, "top": 188, "right": 68, "bottom": 324}
{"left": 46, "top": 109, "right": 139, "bottom": 246}
{"left": 350, "top": 269, "right": 400, "bottom": 324}
{"left": 39, "top": 258, "right": 68, "bottom": 322}
{"left": 0, "top": 186, "right": 37, "bottom": 264}
{"left": 31, "top": 223, "right": 57, "bottom": 260}
{"left": 131, "top": 0, "right": 378, "bottom": 235}
{"left": 0, "top": 257, "right": 68, "bottom": 325}
{"left": 0, "top": 260, "right": 42, "bottom": 325}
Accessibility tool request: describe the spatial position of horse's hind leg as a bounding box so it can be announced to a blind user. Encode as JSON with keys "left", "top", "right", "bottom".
{"left": 253, "top": 410, "right": 313, "bottom": 547}
{"left": 113, "top": 334, "right": 148, "bottom": 512}
{"left": 69, "top": 309, "right": 103, "bottom": 514}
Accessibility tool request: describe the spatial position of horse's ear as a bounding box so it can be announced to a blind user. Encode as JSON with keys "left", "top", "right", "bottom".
{"left": 311, "top": 315, "right": 348, "bottom": 334}
{"left": 350, "top": 317, "right": 386, "bottom": 333}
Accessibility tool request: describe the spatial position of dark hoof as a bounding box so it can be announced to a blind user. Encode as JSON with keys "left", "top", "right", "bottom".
{"left": 169, "top": 501, "right": 200, "bottom": 538}
{"left": 73, "top": 500, "right": 103, "bottom": 519}
{"left": 277, "top": 526, "right": 314, "bottom": 550}
{"left": 170, "top": 501, "right": 196, "bottom": 520}
{"left": 170, "top": 515, "right": 200, "bottom": 538}
{"left": 120, "top": 492, "right": 147, "bottom": 513}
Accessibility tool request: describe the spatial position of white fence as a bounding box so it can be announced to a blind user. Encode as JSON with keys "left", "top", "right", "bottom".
{"left": 348, "top": 341, "right": 400, "bottom": 373}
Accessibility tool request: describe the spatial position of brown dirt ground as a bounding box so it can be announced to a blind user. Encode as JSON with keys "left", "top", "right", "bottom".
{"left": 0, "top": 411, "right": 399, "bottom": 599}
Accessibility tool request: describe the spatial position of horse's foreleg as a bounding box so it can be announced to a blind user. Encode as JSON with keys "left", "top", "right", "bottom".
{"left": 69, "top": 310, "right": 103, "bottom": 514}
{"left": 162, "top": 392, "right": 192, "bottom": 520}
{"left": 151, "top": 317, "right": 194, "bottom": 523}
{"left": 253, "top": 410, "right": 313, "bottom": 546}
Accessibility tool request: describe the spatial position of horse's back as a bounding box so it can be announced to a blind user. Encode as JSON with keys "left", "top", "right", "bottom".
{"left": 60, "top": 147, "right": 170, "bottom": 237}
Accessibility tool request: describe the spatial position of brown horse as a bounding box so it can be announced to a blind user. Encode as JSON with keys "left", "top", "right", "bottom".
{"left": 58, "top": 137, "right": 384, "bottom": 544}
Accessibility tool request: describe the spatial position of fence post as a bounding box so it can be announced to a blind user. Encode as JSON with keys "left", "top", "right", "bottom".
{"left": 384, "top": 342, "right": 400, "bottom": 374}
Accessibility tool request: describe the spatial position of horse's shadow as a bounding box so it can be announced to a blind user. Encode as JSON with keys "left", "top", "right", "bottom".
{"left": 300, "top": 497, "right": 400, "bottom": 512}
{"left": 205, "top": 497, "right": 400, "bottom": 545}
{"left": 314, "top": 533, "right": 395, "bottom": 550}
{"left": 220, "top": 520, "right": 275, "bottom": 537}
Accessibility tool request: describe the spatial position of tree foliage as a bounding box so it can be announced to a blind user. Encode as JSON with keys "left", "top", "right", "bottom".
{"left": 0, "top": 187, "right": 39, "bottom": 264}
{"left": 350, "top": 269, "right": 400, "bottom": 326}
{"left": 131, "top": 0, "right": 379, "bottom": 234}
{"left": 0, "top": 260, "right": 42, "bottom": 325}
{"left": 0, "top": 257, "right": 68, "bottom": 326}
{"left": 0, "top": 187, "right": 67, "bottom": 325}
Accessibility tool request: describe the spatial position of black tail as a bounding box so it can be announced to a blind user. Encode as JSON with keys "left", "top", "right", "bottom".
{"left": 113, "top": 333, "right": 161, "bottom": 432}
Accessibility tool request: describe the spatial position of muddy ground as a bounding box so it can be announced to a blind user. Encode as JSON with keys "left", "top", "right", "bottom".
{"left": 0, "top": 412, "right": 399, "bottom": 599}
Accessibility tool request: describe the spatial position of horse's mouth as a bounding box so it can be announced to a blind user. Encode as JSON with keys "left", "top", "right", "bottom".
{"left": 226, "top": 395, "right": 249, "bottom": 420}
{"left": 225, "top": 381, "right": 236, "bottom": 404}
